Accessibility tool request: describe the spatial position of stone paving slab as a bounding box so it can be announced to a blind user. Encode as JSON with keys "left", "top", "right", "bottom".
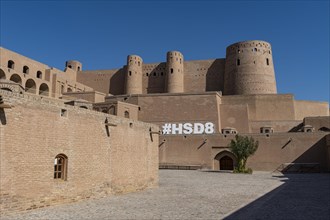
{"left": 2, "top": 170, "right": 330, "bottom": 220}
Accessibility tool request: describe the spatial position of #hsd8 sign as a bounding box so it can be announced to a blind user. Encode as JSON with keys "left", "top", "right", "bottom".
{"left": 162, "top": 122, "right": 215, "bottom": 135}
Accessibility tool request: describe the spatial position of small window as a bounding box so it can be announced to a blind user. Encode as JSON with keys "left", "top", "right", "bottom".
{"left": 254, "top": 48, "right": 257, "bottom": 52}
{"left": 124, "top": 111, "right": 129, "bottom": 118}
{"left": 37, "top": 71, "right": 42, "bottom": 78}
{"left": 77, "top": 66, "right": 81, "bottom": 71}
{"left": 7, "top": 60, "right": 15, "bottom": 69}
{"left": 68, "top": 65, "right": 72, "bottom": 69}
{"left": 23, "top": 65, "right": 29, "bottom": 74}
{"left": 138, "top": 61, "right": 140, "bottom": 66}
{"left": 153, "top": 72, "right": 156, "bottom": 76}
{"left": 266, "top": 58, "right": 269, "bottom": 66}
{"left": 109, "top": 106, "right": 116, "bottom": 115}
{"left": 61, "top": 109, "right": 68, "bottom": 117}
{"left": 129, "top": 71, "right": 132, "bottom": 76}
{"left": 180, "top": 58, "right": 182, "bottom": 64}
{"left": 171, "top": 68, "right": 173, "bottom": 73}
{"left": 237, "top": 59, "right": 240, "bottom": 66}
{"left": 54, "top": 154, "right": 68, "bottom": 180}
{"left": 146, "top": 73, "right": 149, "bottom": 76}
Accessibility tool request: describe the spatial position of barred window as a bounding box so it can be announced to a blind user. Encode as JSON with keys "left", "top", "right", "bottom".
{"left": 54, "top": 154, "right": 68, "bottom": 180}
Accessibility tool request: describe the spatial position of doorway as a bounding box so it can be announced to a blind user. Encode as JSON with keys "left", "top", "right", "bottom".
{"left": 220, "top": 156, "right": 234, "bottom": 170}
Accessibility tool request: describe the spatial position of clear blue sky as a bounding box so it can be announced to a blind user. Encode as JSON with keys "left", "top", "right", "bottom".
{"left": 1, "top": 0, "right": 329, "bottom": 102}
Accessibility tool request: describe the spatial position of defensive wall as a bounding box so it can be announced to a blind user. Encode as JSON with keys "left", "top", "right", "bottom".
{"left": 0, "top": 90, "right": 159, "bottom": 215}
{"left": 102, "top": 92, "right": 329, "bottom": 134}
{"left": 158, "top": 132, "right": 330, "bottom": 172}
{"left": 74, "top": 40, "right": 276, "bottom": 96}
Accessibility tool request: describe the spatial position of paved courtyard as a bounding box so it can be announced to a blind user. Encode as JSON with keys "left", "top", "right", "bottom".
{"left": 2, "top": 170, "right": 330, "bottom": 220}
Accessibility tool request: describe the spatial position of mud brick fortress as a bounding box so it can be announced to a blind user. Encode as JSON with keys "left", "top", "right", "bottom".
{"left": 0, "top": 40, "right": 329, "bottom": 215}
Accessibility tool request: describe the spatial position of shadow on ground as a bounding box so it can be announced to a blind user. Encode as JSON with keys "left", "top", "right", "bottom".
{"left": 224, "top": 173, "right": 330, "bottom": 220}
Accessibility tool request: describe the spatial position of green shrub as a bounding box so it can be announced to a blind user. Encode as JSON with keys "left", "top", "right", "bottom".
{"left": 229, "top": 135, "right": 258, "bottom": 174}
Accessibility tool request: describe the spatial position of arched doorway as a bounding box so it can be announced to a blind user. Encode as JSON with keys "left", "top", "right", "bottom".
{"left": 39, "top": 83, "right": 49, "bottom": 96}
{"left": 214, "top": 151, "right": 236, "bottom": 171}
{"left": 220, "top": 156, "right": 234, "bottom": 170}
{"left": 9, "top": 74, "right": 22, "bottom": 85}
{"left": 0, "top": 69, "right": 6, "bottom": 79}
{"left": 25, "top": 79, "right": 36, "bottom": 94}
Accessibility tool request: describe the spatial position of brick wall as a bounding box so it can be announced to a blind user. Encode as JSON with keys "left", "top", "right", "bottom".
{"left": 0, "top": 90, "right": 159, "bottom": 215}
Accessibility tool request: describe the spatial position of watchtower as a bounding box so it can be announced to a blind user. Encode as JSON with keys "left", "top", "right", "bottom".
{"left": 224, "top": 40, "right": 277, "bottom": 95}
{"left": 166, "top": 51, "right": 184, "bottom": 93}
{"left": 65, "top": 60, "right": 82, "bottom": 72}
{"left": 125, "top": 55, "right": 143, "bottom": 94}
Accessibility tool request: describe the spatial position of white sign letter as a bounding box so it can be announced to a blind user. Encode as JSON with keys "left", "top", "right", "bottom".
{"left": 171, "top": 123, "right": 183, "bottom": 135}
{"left": 204, "top": 122, "right": 214, "bottom": 134}
{"left": 193, "top": 123, "right": 204, "bottom": 134}
{"left": 183, "top": 123, "right": 193, "bottom": 134}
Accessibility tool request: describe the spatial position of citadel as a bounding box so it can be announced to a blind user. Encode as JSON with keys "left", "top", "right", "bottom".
{"left": 0, "top": 40, "right": 329, "bottom": 215}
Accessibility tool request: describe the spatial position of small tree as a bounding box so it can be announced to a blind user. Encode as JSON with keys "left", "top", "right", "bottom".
{"left": 229, "top": 135, "right": 259, "bottom": 173}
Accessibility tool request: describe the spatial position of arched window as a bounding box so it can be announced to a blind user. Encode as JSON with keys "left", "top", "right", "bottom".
{"left": 237, "top": 59, "right": 240, "bottom": 66}
{"left": 124, "top": 111, "right": 129, "bottom": 118}
{"left": 37, "top": 71, "right": 42, "bottom": 79}
{"left": 23, "top": 66, "right": 29, "bottom": 74}
{"left": 170, "top": 68, "right": 173, "bottom": 74}
{"left": 77, "top": 66, "right": 81, "bottom": 71}
{"left": 7, "top": 60, "right": 15, "bottom": 69}
{"left": 54, "top": 154, "right": 68, "bottom": 180}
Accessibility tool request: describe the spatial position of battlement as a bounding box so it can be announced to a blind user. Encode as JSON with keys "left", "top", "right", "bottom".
{"left": 1, "top": 40, "right": 278, "bottom": 98}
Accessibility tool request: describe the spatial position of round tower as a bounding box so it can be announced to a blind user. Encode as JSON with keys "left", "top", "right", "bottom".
{"left": 125, "top": 55, "right": 143, "bottom": 94}
{"left": 224, "top": 40, "right": 277, "bottom": 95}
{"left": 166, "top": 51, "right": 184, "bottom": 93}
{"left": 65, "top": 60, "right": 82, "bottom": 72}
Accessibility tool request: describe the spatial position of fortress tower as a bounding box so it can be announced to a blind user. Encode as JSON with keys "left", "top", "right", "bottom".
{"left": 223, "top": 40, "right": 277, "bottom": 95}
{"left": 166, "top": 51, "right": 184, "bottom": 93}
{"left": 125, "top": 55, "right": 143, "bottom": 94}
{"left": 65, "top": 60, "right": 82, "bottom": 72}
